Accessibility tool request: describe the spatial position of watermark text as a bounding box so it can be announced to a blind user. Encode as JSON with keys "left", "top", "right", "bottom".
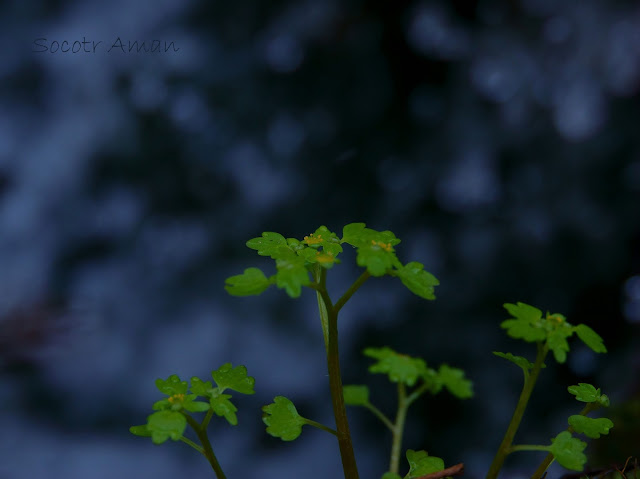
{"left": 33, "top": 37, "right": 180, "bottom": 53}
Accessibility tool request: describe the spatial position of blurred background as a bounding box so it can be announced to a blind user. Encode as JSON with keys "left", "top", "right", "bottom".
{"left": 1, "top": 0, "right": 639, "bottom": 477}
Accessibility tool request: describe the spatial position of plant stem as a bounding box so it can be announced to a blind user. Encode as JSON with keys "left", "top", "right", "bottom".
{"left": 508, "top": 444, "right": 549, "bottom": 453}
{"left": 315, "top": 272, "right": 364, "bottom": 479}
{"left": 313, "top": 266, "right": 331, "bottom": 355}
{"left": 326, "top": 302, "right": 360, "bottom": 479}
{"left": 364, "top": 403, "right": 394, "bottom": 432}
{"left": 304, "top": 418, "right": 338, "bottom": 436}
{"left": 180, "top": 435, "right": 204, "bottom": 454}
{"left": 334, "top": 271, "right": 370, "bottom": 313}
{"left": 201, "top": 408, "right": 214, "bottom": 429}
{"left": 486, "top": 342, "right": 548, "bottom": 479}
{"left": 529, "top": 403, "right": 599, "bottom": 479}
{"left": 390, "top": 383, "right": 410, "bottom": 475}
{"left": 406, "top": 383, "right": 429, "bottom": 407}
{"left": 313, "top": 268, "right": 373, "bottom": 478}
{"left": 184, "top": 414, "right": 227, "bottom": 479}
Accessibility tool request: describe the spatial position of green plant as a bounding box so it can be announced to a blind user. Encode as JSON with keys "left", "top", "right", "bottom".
{"left": 487, "top": 302, "right": 612, "bottom": 479}
{"left": 130, "top": 223, "right": 614, "bottom": 479}
{"left": 343, "top": 346, "right": 473, "bottom": 478}
{"left": 129, "top": 364, "right": 256, "bottom": 478}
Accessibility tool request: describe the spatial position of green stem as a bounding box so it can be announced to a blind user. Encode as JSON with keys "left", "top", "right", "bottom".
{"left": 184, "top": 414, "right": 227, "bottom": 479}
{"left": 486, "top": 342, "right": 548, "bottom": 479}
{"left": 314, "top": 274, "right": 363, "bottom": 479}
{"left": 390, "top": 383, "right": 410, "bottom": 475}
{"left": 201, "top": 408, "right": 214, "bottom": 429}
{"left": 509, "top": 444, "right": 549, "bottom": 453}
{"left": 304, "top": 418, "right": 338, "bottom": 436}
{"left": 312, "top": 267, "right": 373, "bottom": 478}
{"left": 405, "top": 383, "right": 429, "bottom": 407}
{"left": 529, "top": 403, "right": 599, "bottom": 479}
{"left": 364, "top": 403, "right": 395, "bottom": 432}
{"left": 313, "top": 266, "right": 331, "bottom": 355}
{"left": 334, "top": 271, "right": 370, "bottom": 313}
{"left": 326, "top": 302, "right": 360, "bottom": 479}
{"left": 180, "top": 435, "right": 204, "bottom": 454}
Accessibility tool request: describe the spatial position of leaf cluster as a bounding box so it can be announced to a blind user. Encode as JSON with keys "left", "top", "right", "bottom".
{"left": 568, "top": 383, "right": 610, "bottom": 407}
{"left": 521, "top": 383, "right": 614, "bottom": 472}
{"left": 500, "top": 302, "right": 607, "bottom": 363}
{"left": 130, "top": 364, "right": 255, "bottom": 445}
{"left": 350, "top": 346, "right": 473, "bottom": 399}
{"left": 489, "top": 303, "right": 613, "bottom": 479}
{"left": 344, "top": 347, "right": 472, "bottom": 479}
{"left": 225, "top": 223, "right": 439, "bottom": 300}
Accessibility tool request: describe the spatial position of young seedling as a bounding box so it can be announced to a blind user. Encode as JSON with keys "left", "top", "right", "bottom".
{"left": 225, "top": 223, "right": 443, "bottom": 479}
{"left": 486, "top": 302, "right": 613, "bottom": 479}
{"left": 343, "top": 346, "right": 473, "bottom": 478}
{"left": 129, "top": 363, "right": 256, "bottom": 479}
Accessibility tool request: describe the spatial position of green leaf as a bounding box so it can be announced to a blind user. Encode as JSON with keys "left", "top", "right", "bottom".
{"left": 568, "top": 415, "right": 614, "bottom": 439}
{"left": 548, "top": 431, "right": 587, "bottom": 471}
{"left": 341, "top": 223, "right": 369, "bottom": 246}
{"left": 438, "top": 364, "right": 473, "bottom": 399}
{"left": 504, "top": 302, "right": 543, "bottom": 322}
{"left": 500, "top": 302, "right": 547, "bottom": 343}
{"left": 343, "top": 385, "right": 370, "bottom": 406}
{"left": 129, "top": 424, "right": 152, "bottom": 437}
{"left": 153, "top": 393, "right": 208, "bottom": 412}
{"left": 147, "top": 410, "right": 187, "bottom": 444}
{"left": 298, "top": 246, "right": 340, "bottom": 269}
{"left": 421, "top": 367, "right": 443, "bottom": 394}
{"left": 567, "top": 383, "right": 601, "bottom": 403}
{"left": 364, "top": 347, "right": 427, "bottom": 387}
{"left": 209, "top": 390, "right": 238, "bottom": 426}
{"left": 303, "top": 226, "right": 342, "bottom": 251}
{"left": 500, "top": 318, "right": 547, "bottom": 342}
{"left": 381, "top": 473, "right": 402, "bottom": 479}
{"left": 356, "top": 241, "right": 397, "bottom": 276}
{"left": 275, "top": 256, "right": 310, "bottom": 297}
{"left": 574, "top": 324, "right": 607, "bottom": 353}
{"left": 597, "top": 394, "right": 610, "bottom": 407}
{"left": 152, "top": 397, "right": 176, "bottom": 411}
{"left": 246, "top": 232, "right": 291, "bottom": 259}
{"left": 322, "top": 241, "right": 343, "bottom": 257}
{"left": 341, "top": 223, "right": 401, "bottom": 276}
{"left": 395, "top": 262, "right": 439, "bottom": 300}
{"left": 190, "top": 377, "right": 214, "bottom": 397}
{"left": 342, "top": 223, "right": 401, "bottom": 247}
{"left": 262, "top": 396, "right": 306, "bottom": 441}
{"left": 286, "top": 237, "right": 303, "bottom": 250}
{"left": 183, "top": 400, "right": 210, "bottom": 413}
{"left": 211, "top": 363, "right": 255, "bottom": 395}
{"left": 493, "top": 351, "right": 542, "bottom": 372}
{"left": 405, "top": 449, "right": 445, "bottom": 478}
{"left": 547, "top": 328, "right": 572, "bottom": 363}
{"left": 155, "top": 375, "right": 189, "bottom": 396}
{"left": 225, "top": 268, "right": 273, "bottom": 296}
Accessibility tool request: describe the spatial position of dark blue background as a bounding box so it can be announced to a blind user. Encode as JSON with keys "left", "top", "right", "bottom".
{"left": 1, "top": 0, "right": 639, "bottom": 478}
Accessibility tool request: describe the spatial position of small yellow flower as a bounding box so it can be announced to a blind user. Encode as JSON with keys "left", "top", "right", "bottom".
{"left": 168, "top": 393, "right": 185, "bottom": 404}
{"left": 303, "top": 233, "right": 324, "bottom": 245}
{"left": 371, "top": 240, "right": 393, "bottom": 252}
{"left": 547, "top": 314, "right": 564, "bottom": 324}
{"left": 315, "top": 251, "right": 334, "bottom": 263}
